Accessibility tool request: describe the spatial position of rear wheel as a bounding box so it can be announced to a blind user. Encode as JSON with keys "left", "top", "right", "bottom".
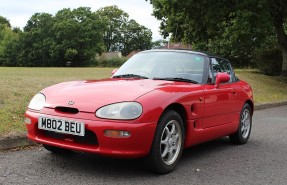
{"left": 43, "top": 144, "right": 71, "bottom": 154}
{"left": 229, "top": 103, "right": 252, "bottom": 144}
{"left": 146, "top": 110, "right": 184, "bottom": 174}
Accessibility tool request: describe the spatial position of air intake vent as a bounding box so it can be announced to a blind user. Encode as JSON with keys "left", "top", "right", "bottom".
{"left": 44, "top": 130, "right": 98, "bottom": 145}
{"left": 55, "top": 106, "right": 79, "bottom": 114}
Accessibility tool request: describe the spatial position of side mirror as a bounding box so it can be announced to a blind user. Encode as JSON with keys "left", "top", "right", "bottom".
{"left": 215, "top": 72, "right": 230, "bottom": 88}
{"left": 111, "top": 68, "right": 118, "bottom": 76}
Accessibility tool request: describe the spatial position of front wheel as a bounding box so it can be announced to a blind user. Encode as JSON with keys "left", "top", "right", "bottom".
{"left": 146, "top": 110, "right": 185, "bottom": 174}
{"left": 229, "top": 103, "right": 252, "bottom": 144}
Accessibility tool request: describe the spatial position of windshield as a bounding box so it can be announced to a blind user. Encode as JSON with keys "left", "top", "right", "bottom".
{"left": 113, "top": 51, "right": 208, "bottom": 83}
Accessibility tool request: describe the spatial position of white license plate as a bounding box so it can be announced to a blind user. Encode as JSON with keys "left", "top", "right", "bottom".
{"left": 38, "top": 117, "right": 85, "bottom": 136}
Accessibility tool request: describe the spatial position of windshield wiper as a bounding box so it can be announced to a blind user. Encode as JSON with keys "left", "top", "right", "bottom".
{"left": 113, "top": 74, "right": 148, "bottom": 79}
{"left": 153, "top": 77, "right": 198, "bottom": 84}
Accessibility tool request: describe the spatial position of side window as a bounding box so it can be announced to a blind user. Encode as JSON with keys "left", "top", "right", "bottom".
{"left": 209, "top": 58, "right": 235, "bottom": 83}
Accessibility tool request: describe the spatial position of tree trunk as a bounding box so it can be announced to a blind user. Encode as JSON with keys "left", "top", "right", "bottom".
{"left": 273, "top": 25, "right": 287, "bottom": 76}
{"left": 273, "top": 21, "right": 287, "bottom": 76}
{"left": 269, "top": 0, "right": 287, "bottom": 76}
{"left": 282, "top": 47, "right": 287, "bottom": 76}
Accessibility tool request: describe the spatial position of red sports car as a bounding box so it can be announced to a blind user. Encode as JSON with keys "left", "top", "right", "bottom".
{"left": 25, "top": 49, "right": 253, "bottom": 173}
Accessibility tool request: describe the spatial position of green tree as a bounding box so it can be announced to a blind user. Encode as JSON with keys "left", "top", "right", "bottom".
{"left": 2, "top": 31, "right": 22, "bottom": 66}
{"left": 152, "top": 39, "right": 168, "bottom": 49}
{"left": 121, "top": 19, "right": 152, "bottom": 56}
{"left": 148, "top": 0, "right": 287, "bottom": 75}
{"left": 21, "top": 13, "right": 56, "bottom": 66}
{"left": 52, "top": 7, "right": 105, "bottom": 66}
{"left": 0, "top": 24, "right": 21, "bottom": 66}
{"left": 95, "top": 6, "right": 152, "bottom": 56}
{"left": 0, "top": 16, "right": 11, "bottom": 65}
{"left": 0, "top": 16, "right": 11, "bottom": 28}
{"left": 96, "top": 5, "right": 129, "bottom": 52}
{"left": 19, "top": 7, "right": 105, "bottom": 67}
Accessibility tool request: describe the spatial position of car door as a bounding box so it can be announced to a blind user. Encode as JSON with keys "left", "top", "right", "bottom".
{"left": 202, "top": 58, "right": 239, "bottom": 128}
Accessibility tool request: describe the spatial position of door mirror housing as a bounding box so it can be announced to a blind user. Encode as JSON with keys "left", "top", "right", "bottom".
{"left": 215, "top": 72, "right": 230, "bottom": 88}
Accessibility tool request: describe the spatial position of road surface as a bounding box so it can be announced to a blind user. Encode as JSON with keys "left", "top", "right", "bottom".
{"left": 1, "top": 105, "right": 287, "bottom": 185}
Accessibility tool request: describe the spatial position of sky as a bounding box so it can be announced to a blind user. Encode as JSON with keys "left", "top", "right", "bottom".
{"left": 0, "top": 0, "right": 163, "bottom": 41}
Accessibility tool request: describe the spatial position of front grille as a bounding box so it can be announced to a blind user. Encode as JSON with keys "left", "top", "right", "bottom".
{"left": 43, "top": 130, "right": 98, "bottom": 146}
{"left": 55, "top": 106, "right": 79, "bottom": 114}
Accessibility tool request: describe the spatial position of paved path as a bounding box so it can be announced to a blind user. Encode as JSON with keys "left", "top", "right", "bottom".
{"left": 1, "top": 105, "right": 287, "bottom": 185}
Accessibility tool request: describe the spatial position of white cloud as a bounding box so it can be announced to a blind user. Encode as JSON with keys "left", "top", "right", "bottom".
{"left": 0, "top": 0, "right": 163, "bottom": 40}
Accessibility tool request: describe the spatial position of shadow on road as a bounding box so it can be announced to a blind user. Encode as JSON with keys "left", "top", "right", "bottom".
{"left": 38, "top": 137, "right": 236, "bottom": 176}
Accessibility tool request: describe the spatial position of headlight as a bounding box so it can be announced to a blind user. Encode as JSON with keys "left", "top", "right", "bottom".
{"left": 28, "top": 93, "right": 46, "bottom": 110}
{"left": 96, "top": 102, "right": 142, "bottom": 120}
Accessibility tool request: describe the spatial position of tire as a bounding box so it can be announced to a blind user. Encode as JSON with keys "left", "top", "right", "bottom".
{"left": 43, "top": 144, "right": 71, "bottom": 154}
{"left": 229, "top": 103, "right": 252, "bottom": 144}
{"left": 146, "top": 110, "right": 185, "bottom": 174}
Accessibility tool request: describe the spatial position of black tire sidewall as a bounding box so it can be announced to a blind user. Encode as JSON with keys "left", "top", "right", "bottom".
{"left": 232, "top": 103, "right": 252, "bottom": 144}
{"left": 148, "top": 110, "right": 185, "bottom": 174}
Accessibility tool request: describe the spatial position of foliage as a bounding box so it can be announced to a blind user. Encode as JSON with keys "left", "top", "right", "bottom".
{"left": 152, "top": 39, "right": 168, "bottom": 49}
{"left": 120, "top": 19, "right": 153, "bottom": 55}
{"left": 52, "top": 7, "right": 106, "bottom": 66}
{"left": 255, "top": 48, "right": 283, "bottom": 76}
{"left": 21, "top": 13, "right": 56, "bottom": 66}
{"left": 96, "top": 6, "right": 129, "bottom": 52}
{"left": 96, "top": 56, "right": 128, "bottom": 67}
{"left": 18, "top": 7, "right": 106, "bottom": 67}
{"left": 95, "top": 6, "right": 153, "bottom": 56}
{"left": 148, "top": 0, "right": 287, "bottom": 75}
{"left": 0, "top": 6, "right": 152, "bottom": 67}
{"left": 0, "top": 16, "right": 11, "bottom": 28}
{"left": 0, "top": 25, "right": 21, "bottom": 66}
{"left": 1, "top": 31, "right": 21, "bottom": 66}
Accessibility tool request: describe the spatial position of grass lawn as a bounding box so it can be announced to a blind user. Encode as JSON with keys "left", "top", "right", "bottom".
{"left": 0, "top": 67, "right": 287, "bottom": 137}
{"left": 235, "top": 69, "right": 287, "bottom": 104}
{"left": 0, "top": 67, "right": 113, "bottom": 137}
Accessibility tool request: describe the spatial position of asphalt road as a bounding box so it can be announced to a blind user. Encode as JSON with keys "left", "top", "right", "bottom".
{"left": 1, "top": 105, "right": 287, "bottom": 185}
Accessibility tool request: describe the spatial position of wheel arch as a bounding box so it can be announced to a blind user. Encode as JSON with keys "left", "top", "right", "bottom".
{"left": 146, "top": 102, "right": 187, "bottom": 173}
{"left": 163, "top": 103, "right": 187, "bottom": 130}
{"left": 245, "top": 100, "right": 254, "bottom": 115}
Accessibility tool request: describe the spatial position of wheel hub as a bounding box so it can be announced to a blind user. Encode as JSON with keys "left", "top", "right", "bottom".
{"left": 160, "top": 120, "right": 182, "bottom": 165}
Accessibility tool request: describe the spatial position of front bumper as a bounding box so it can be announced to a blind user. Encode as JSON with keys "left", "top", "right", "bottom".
{"left": 25, "top": 110, "right": 157, "bottom": 158}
